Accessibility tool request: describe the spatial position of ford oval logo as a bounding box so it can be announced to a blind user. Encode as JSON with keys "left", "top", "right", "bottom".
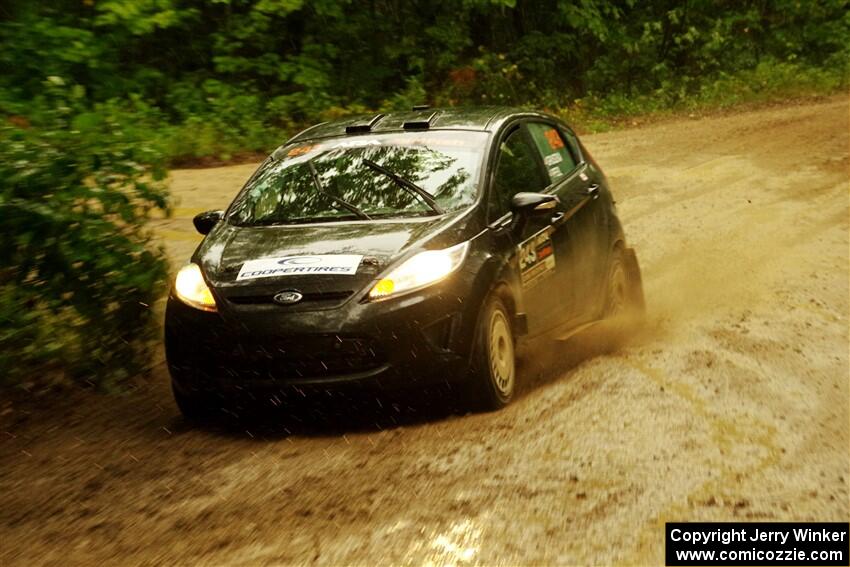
{"left": 273, "top": 290, "right": 303, "bottom": 305}
{"left": 278, "top": 257, "right": 321, "bottom": 266}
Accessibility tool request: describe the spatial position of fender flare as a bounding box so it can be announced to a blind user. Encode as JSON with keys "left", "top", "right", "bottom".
{"left": 458, "top": 251, "right": 521, "bottom": 365}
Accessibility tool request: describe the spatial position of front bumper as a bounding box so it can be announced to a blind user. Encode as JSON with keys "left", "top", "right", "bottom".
{"left": 165, "top": 280, "right": 479, "bottom": 397}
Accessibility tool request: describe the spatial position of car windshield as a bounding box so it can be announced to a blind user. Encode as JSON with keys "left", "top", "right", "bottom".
{"left": 228, "top": 131, "right": 489, "bottom": 225}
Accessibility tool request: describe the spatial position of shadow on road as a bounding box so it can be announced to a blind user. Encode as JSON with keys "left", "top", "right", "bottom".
{"left": 516, "top": 315, "right": 647, "bottom": 398}
{"left": 178, "top": 383, "right": 467, "bottom": 440}
{"left": 178, "top": 315, "right": 648, "bottom": 439}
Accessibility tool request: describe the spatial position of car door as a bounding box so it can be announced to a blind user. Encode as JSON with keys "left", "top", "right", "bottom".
{"left": 560, "top": 125, "right": 611, "bottom": 301}
{"left": 525, "top": 121, "right": 606, "bottom": 324}
{"left": 488, "top": 124, "right": 570, "bottom": 333}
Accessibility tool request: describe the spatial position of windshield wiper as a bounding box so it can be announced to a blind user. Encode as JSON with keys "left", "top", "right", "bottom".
{"left": 362, "top": 158, "right": 444, "bottom": 215}
{"left": 306, "top": 160, "right": 371, "bottom": 220}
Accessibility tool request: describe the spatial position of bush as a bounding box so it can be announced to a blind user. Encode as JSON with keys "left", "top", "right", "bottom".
{"left": 163, "top": 79, "right": 288, "bottom": 162}
{"left": 0, "top": 78, "right": 171, "bottom": 391}
{"left": 551, "top": 59, "right": 849, "bottom": 134}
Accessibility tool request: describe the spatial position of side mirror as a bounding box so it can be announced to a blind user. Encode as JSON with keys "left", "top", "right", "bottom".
{"left": 510, "top": 192, "right": 559, "bottom": 215}
{"left": 193, "top": 210, "right": 223, "bottom": 235}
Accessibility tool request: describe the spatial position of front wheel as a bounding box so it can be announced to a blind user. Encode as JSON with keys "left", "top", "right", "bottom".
{"left": 465, "top": 293, "right": 516, "bottom": 411}
{"left": 172, "top": 382, "right": 217, "bottom": 423}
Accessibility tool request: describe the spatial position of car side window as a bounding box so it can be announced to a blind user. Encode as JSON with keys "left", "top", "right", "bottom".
{"left": 526, "top": 122, "right": 577, "bottom": 184}
{"left": 490, "top": 128, "right": 547, "bottom": 220}
{"left": 561, "top": 127, "right": 583, "bottom": 163}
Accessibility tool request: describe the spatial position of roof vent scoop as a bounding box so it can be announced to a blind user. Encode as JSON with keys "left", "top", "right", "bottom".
{"left": 403, "top": 111, "right": 438, "bottom": 130}
{"left": 345, "top": 113, "right": 385, "bottom": 134}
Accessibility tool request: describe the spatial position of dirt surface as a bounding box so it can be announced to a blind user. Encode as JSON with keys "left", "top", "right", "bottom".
{"left": 2, "top": 97, "right": 848, "bottom": 566}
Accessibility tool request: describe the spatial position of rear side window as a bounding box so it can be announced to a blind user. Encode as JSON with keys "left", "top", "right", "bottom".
{"left": 527, "top": 122, "right": 577, "bottom": 183}
{"left": 490, "top": 128, "right": 547, "bottom": 219}
{"left": 561, "top": 127, "right": 582, "bottom": 161}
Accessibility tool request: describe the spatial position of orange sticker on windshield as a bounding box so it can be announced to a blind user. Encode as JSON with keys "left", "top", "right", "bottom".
{"left": 544, "top": 129, "right": 564, "bottom": 150}
{"left": 287, "top": 144, "right": 316, "bottom": 157}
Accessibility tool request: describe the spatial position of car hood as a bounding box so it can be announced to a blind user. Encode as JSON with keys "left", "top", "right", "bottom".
{"left": 195, "top": 210, "right": 476, "bottom": 293}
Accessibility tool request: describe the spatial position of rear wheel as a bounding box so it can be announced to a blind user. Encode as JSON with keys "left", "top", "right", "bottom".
{"left": 623, "top": 247, "right": 646, "bottom": 314}
{"left": 604, "top": 247, "right": 645, "bottom": 318}
{"left": 466, "top": 293, "right": 516, "bottom": 411}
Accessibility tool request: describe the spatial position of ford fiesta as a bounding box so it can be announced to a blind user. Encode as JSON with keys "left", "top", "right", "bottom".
{"left": 165, "top": 106, "right": 644, "bottom": 419}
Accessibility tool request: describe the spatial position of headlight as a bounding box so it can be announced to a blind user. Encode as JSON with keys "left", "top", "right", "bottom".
{"left": 369, "top": 241, "right": 469, "bottom": 300}
{"left": 174, "top": 263, "right": 217, "bottom": 311}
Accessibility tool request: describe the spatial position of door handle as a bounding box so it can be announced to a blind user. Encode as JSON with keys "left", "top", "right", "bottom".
{"left": 586, "top": 184, "right": 600, "bottom": 199}
{"left": 550, "top": 212, "right": 565, "bottom": 224}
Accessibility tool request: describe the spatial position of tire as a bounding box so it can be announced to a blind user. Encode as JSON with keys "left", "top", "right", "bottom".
{"left": 172, "top": 382, "right": 217, "bottom": 423}
{"left": 603, "top": 247, "right": 645, "bottom": 318}
{"left": 623, "top": 247, "right": 646, "bottom": 315}
{"left": 465, "top": 292, "right": 516, "bottom": 411}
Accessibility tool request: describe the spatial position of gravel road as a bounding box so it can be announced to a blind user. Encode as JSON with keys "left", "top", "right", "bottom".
{"left": 2, "top": 97, "right": 848, "bottom": 566}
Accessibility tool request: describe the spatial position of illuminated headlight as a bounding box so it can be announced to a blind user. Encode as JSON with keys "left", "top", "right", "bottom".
{"left": 369, "top": 241, "right": 469, "bottom": 300}
{"left": 174, "top": 263, "right": 217, "bottom": 311}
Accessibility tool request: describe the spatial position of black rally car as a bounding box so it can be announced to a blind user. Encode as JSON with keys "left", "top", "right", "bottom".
{"left": 166, "top": 106, "right": 644, "bottom": 418}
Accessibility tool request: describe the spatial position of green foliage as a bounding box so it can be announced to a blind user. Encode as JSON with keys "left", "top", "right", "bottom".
{"left": 0, "top": 79, "right": 171, "bottom": 390}
{"left": 162, "top": 79, "right": 287, "bottom": 161}
{"left": 3, "top": 0, "right": 846, "bottom": 162}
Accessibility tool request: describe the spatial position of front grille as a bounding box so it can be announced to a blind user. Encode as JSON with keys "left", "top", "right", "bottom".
{"left": 210, "top": 335, "right": 385, "bottom": 380}
{"left": 227, "top": 290, "right": 353, "bottom": 305}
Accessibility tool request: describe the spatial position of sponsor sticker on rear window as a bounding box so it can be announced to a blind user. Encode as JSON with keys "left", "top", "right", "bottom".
{"left": 543, "top": 152, "right": 563, "bottom": 166}
{"left": 237, "top": 255, "right": 363, "bottom": 281}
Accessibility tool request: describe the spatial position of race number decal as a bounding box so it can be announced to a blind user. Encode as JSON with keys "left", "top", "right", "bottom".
{"left": 518, "top": 229, "right": 556, "bottom": 288}
{"left": 237, "top": 255, "right": 363, "bottom": 281}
